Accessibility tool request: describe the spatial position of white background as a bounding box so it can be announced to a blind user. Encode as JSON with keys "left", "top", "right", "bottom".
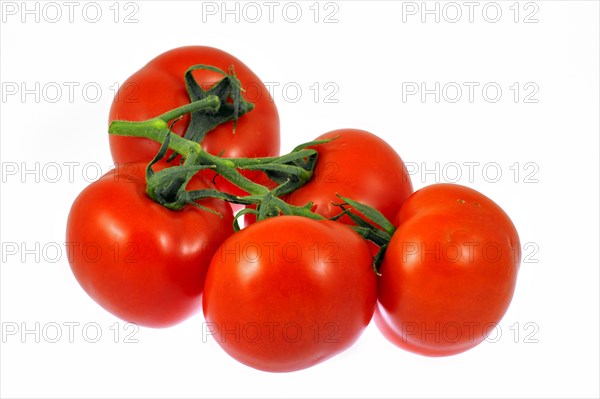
{"left": 1, "top": 1, "right": 599, "bottom": 398}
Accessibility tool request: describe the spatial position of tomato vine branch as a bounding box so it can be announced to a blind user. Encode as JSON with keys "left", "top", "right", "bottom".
{"left": 108, "top": 94, "right": 395, "bottom": 272}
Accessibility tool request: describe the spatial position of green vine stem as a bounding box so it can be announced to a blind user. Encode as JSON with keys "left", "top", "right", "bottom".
{"left": 109, "top": 101, "right": 325, "bottom": 221}
{"left": 109, "top": 96, "right": 395, "bottom": 272}
{"left": 110, "top": 118, "right": 269, "bottom": 197}
{"left": 112, "top": 95, "right": 220, "bottom": 131}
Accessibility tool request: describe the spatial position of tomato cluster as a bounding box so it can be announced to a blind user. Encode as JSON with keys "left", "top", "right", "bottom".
{"left": 66, "top": 46, "right": 521, "bottom": 372}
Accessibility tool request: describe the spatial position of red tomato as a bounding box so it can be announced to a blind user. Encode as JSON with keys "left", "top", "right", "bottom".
{"left": 286, "top": 129, "right": 413, "bottom": 222}
{"left": 202, "top": 216, "right": 377, "bottom": 372}
{"left": 108, "top": 46, "right": 280, "bottom": 196}
{"left": 65, "top": 162, "right": 234, "bottom": 328}
{"left": 377, "top": 184, "right": 521, "bottom": 356}
{"left": 245, "top": 129, "right": 413, "bottom": 227}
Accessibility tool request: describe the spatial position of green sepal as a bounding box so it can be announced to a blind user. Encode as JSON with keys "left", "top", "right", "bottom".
{"left": 183, "top": 64, "right": 255, "bottom": 144}
{"left": 372, "top": 245, "right": 388, "bottom": 275}
{"left": 291, "top": 137, "right": 337, "bottom": 152}
{"left": 145, "top": 131, "right": 214, "bottom": 211}
{"left": 336, "top": 194, "right": 396, "bottom": 237}
{"left": 243, "top": 149, "right": 319, "bottom": 197}
{"left": 232, "top": 208, "right": 258, "bottom": 232}
{"left": 146, "top": 127, "right": 174, "bottom": 182}
{"left": 186, "top": 201, "right": 222, "bottom": 217}
{"left": 146, "top": 164, "right": 214, "bottom": 210}
{"left": 243, "top": 163, "right": 310, "bottom": 183}
{"left": 341, "top": 208, "right": 392, "bottom": 247}
{"left": 256, "top": 192, "right": 275, "bottom": 221}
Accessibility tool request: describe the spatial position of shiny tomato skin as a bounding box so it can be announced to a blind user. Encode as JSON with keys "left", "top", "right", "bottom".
{"left": 253, "top": 129, "right": 413, "bottom": 225}
{"left": 66, "top": 162, "right": 234, "bottom": 328}
{"left": 377, "top": 183, "right": 521, "bottom": 356}
{"left": 202, "top": 216, "right": 377, "bottom": 372}
{"left": 108, "top": 46, "right": 280, "bottom": 196}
